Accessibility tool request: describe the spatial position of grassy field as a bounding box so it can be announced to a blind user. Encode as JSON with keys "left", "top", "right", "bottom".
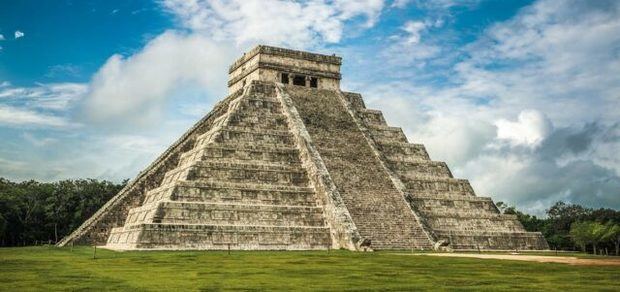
{"left": 0, "top": 247, "right": 618, "bottom": 291}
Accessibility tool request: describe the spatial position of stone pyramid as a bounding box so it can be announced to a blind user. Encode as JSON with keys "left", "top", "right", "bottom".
{"left": 58, "top": 45, "right": 548, "bottom": 251}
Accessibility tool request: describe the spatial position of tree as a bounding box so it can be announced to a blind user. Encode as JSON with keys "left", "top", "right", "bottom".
{"left": 570, "top": 221, "right": 609, "bottom": 255}
{"left": 0, "top": 213, "right": 6, "bottom": 245}
{"left": 601, "top": 222, "right": 620, "bottom": 256}
{"left": 570, "top": 221, "right": 590, "bottom": 252}
{"left": 589, "top": 222, "right": 608, "bottom": 255}
{"left": 0, "top": 177, "right": 125, "bottom": 246}
{"left": 492, "top": 201, "right": 619, "bottom": 252}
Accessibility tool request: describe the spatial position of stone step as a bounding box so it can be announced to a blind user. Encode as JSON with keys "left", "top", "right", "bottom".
{"left": 376, "top": 141, "right": 430, "bottom": 161}
{"left": 143, "top": 185, "right": 175, "bottom": 204}
{"left": 227, "top": 112, "right": 289, "bottom": 130}
{"left": 409, "top": 196, "right": 498, "bottom": 214}
{"left": 126, "top": 201, "right": 326, "bottom": 227}
{"left": 404, "top": 190, "right": 476, "bottom": 198}
{"left": 407, "top": 193, "right": 493, "bottom": 202}
{"left": 384, "top": 155, "right": 431, "bottom": 164}
{"left": 163, "top": 158, "right": 306, "bottom": 185}
{"left": 189, "top": 159, "right": 304, "bottom": 170}
{"left": 185, "top": 160, "right": 309, "bottom": 187}
{"left": 178, "top": 142, "right": 301, "bottom": 167}
{"left": 404, "top": 177, "right": 475, "bottom": 195}
{"left": 106, "top": 224, "right": 331, "bottom": 250}
{"left": 433, "top": 230, "right": 549, "bottom": 250}
{"left": 367, "top": 125, "right": 408, "bottom": 143}
{"left": 426, "top": 216, "right": 523, "bottom": 232}
{"left": 416, "top": 205, "right": 500, "bottom": 216}
{"left": 143, "top": 180, "right": 316, "bottom": 205}
{"left": 389, "top": 160, "right": 453, "bottom": 179}
{"left": 425, "top": 211, "right": 516, "bottom": 220}
{"left": 209, "top": 127, "right": 295, "bottom": 147}
{"left": 160, "top": 168, "right": 192, "bottom": 187}
{"left": 238, "top": 97, "right": 282, "bottom": 112}
{"left": 342, "top": 92, "right": 366, "bottom": 109}
{"left": 358, "top": 109, "right": 387, "bottom": 127}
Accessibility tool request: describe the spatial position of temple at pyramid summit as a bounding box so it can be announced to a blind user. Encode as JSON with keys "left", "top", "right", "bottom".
{"left": 58, "top": 45, "right": 549, "bottom": 251}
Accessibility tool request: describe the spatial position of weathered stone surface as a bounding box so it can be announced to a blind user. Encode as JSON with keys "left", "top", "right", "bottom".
{"left": 282, "top": 86, "right": 433, "bottom": 250}
{"left": 59, "top": 45, "right": 548, "bottom": 251}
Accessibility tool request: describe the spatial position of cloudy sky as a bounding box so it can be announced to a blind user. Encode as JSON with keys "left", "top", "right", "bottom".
{"left": 0, "top": 0, "right": 618, "bottom": 215}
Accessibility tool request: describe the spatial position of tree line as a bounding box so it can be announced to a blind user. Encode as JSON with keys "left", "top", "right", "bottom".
{"left": 0, "top": 176, "right": 618, "bottom": 254}
{"left": 497, "top": 201, "right": 620, "bottom": 255}
{"left": 0, "top": 177, "right": 125, "bottom": 246}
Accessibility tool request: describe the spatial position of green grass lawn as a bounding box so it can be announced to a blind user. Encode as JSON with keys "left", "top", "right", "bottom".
{"left": 0, "top": 247, "right": 618, "bottom": 291}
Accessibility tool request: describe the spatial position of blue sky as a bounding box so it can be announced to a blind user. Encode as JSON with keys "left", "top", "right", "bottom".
{"left": 1, "top": 0, "right": 619, "bottom": 215}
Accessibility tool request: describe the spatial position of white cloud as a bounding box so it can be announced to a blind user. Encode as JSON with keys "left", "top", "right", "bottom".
{"left": 411, "top": 0, "right": 482, "bottom": 10}
{"left": 14, "top": 30, "right": 24, "bottom": 39}
{"left": 402, "top": 21, "right": 427, "bottom": 44}
{"left": 161, "top": 0, "right": 385, "bottom": 47}
{"left": 0, "top": 105, "right": 71, "bottom": 128}
{"left": 458, "top": 0, "right": 620, "bottom": 125}
{"left": 0, "top": 83, "right": 85, "bottom": 129}
{"left": 378, "top": 19, "right": 444, "bottom": 68}
{"left": 0, "top": 34, "right": 5, "bottom": 41}
{"left": 495, "top": 110, "right": 553, "bottom": 148}
{"left": 391, "top": 0, "right": 411, "bottom": 8}
{"left": 0, "top": 82, "right": 87, "bottom": 111}
{"left": 81, "top": 31, "right": 234, "bottom": 127}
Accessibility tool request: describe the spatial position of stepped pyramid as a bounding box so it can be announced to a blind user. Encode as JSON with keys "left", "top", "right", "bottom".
{"left": 59, "top": 45, "right": 548, "bottom": 251}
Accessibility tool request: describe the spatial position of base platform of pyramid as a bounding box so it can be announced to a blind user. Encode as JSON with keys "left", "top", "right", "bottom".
{"left": 58, "top": 46, "right": 548, "bottom": 251}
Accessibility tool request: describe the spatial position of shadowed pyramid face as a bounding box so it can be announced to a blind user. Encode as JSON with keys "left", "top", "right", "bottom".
{"left": 227, "top": 45, "right": 342, "bottom": 93}
{"left": 59, "top": 46, "right": 549, "bottom": 251}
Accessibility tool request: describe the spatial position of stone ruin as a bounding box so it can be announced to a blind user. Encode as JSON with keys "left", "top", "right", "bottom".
{"left": 58, "top": 45, "right": 549, "bottom": 251}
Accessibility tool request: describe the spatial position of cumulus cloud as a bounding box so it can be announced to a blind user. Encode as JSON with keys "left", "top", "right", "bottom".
{"left": 458, "top": 0, "right": 620, "bottom": 124}
{"left": 79, "top": 0, "right": 389, "bottom": 128}
{"left": 495, "top": 110, "right": 553, "bottom": 148}
{"left": 161, "top": 0, "right": 385, "bottom": 47}
{"left": 80, "top": 31, "right": 234, "bottom": 127}
{"left": 463, "top": 123, "right": 620, "bottom": 214}
{"left": 14, "top": 30, "right": 24, "bottom": 39}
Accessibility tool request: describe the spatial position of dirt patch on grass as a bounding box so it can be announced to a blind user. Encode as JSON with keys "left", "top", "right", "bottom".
{"left": 409, "top": 253, "right": 620, "bottom": 266}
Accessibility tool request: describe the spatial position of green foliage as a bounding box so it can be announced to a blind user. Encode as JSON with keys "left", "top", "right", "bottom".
{"left": 602, "top": 222, "right": 620, "bottom": 242}
{"left": 570, "top": 221, "right": 620, "bottom": 254}
{"left": 0, "top": 247, "right": 618, "bottom": 290}
{"left": 569, "top": 221, "right": 589, "bottom": 251}
{"left": 0, "top": 177, "right": 125, "bottom": 246}
{"left": 499, "top": 201, "right": 619, "bottom": 253}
